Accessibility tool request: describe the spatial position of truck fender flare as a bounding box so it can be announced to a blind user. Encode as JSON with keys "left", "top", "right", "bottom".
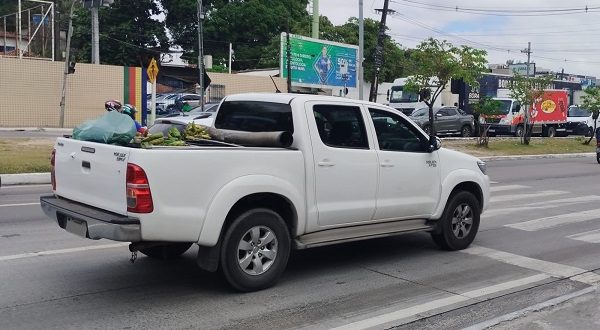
{"left": 197, "top": 175, "right": 304, "bottom": 246}
{"left": 431, "top": 169, "right": 487, "bottom": 220}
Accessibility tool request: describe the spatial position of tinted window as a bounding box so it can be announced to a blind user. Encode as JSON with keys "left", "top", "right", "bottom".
{"left": 313, "top": 104, "right": 368, "bottom": 149}
{"left": 444, "top": 108, "right": 457, "bottom": 116}
{"left": 568, "top": 107, "right": 589, "bottom": 117}
{"left": 369, "top": 109, "right": 427, "bottom": 152}
{"left": 214, "top": 101, "right": 293, "bottom": 133}
{"left": 437, "top": 109, "right": 449, "bottom": 116}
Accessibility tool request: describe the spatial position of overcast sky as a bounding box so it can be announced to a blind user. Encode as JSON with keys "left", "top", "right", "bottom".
{"left": 319, "top": 0, "right": 600, "bottom": 78}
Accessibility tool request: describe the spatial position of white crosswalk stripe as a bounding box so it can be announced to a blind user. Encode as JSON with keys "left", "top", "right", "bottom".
{"left": 484, "top": 195, "right": 600, "bottom": 218}
{"left": 505, "top": 209, "right": 600, "bottom": 231}
{"left": 490, "top": 184, "right": 529, "bottom": 193}
{"left": 490, "top": 190, "right": 568, "bottom": 203}
{"left": 568, "top": 229, "right": 600, "bottom": 243}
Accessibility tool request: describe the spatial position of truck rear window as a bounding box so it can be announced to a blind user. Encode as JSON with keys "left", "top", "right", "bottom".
{"left": 214, "top": 101, "right": 294, "bottom": 133}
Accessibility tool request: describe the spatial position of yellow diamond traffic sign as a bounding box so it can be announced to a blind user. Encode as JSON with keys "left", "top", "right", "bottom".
{"left": 147, "top": 58, "right": 159, "bottom": 84}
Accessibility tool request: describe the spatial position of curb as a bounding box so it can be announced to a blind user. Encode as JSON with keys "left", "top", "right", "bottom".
{"left": 480, "top": 152, "right": 595, "bottom": 161}
{"left": 0, "top": 127, "right": 73, "bottom": 133}
{"left": 0, "top": 173, "right": 51, "bottom": 186}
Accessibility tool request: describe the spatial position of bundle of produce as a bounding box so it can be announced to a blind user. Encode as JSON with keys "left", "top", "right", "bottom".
{"left": 184, "top": 122, "right": 211, "bottom": 140}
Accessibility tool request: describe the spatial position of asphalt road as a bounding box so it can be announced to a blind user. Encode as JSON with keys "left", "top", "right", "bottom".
{"left": 1, "top": 157, "right": 600, "bottom": 329}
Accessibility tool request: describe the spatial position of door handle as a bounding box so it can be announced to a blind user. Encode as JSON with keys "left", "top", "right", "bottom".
{"left": 380, "top": 161, "right": 394, "bottom": 167}
{"left": 318, "top": 160, "right": 335, "bottom": 167}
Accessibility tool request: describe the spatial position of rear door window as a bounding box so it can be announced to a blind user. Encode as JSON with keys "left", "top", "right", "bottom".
{"left": 313, "top": 104, "right": 368, "bottom": 149}
{"left": 214, "top": 101, "right": 294, "bottom": 133}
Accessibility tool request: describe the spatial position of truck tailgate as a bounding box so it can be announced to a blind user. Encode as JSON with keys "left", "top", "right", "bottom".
{"left": 54, "top": 138, "right": 129, "bottom": 215}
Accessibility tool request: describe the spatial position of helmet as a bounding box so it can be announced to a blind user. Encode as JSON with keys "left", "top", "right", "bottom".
{"left": 121, "top": 104, "right": 137, "bottom": 120}
{"left": 105, "top": 99, "right": 122, "bottom": 112}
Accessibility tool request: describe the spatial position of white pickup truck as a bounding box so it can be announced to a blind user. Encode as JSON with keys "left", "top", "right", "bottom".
{"left": 41, "top": 93, "right": 490, "bottom": 292}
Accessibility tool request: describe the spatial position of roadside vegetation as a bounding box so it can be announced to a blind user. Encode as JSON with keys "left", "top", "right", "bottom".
{"left": 0, "top": 139, "right": 53, "bottom": 174}
{"left": 445, "top": 137, "right": 595, "bottom": 157}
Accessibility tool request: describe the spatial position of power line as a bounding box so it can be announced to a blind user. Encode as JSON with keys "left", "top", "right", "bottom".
{"left": 390, "top": 0, "right": 600, "bottom": 16}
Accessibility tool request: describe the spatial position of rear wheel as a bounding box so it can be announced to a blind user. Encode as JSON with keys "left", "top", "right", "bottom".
{"left": 139, "top": 243, "right": 193, "bottom": 260}
{"left": 220, "top": 208, "right": 290, "bottom": 292}
{"left": 423, "top": 125, "right": 431, "bottom": 136}
{"left": 546, "top": 126, "right": 557, "bottom": 138}
{"left": 597, "top": 153, "right": 600, "bottom": 164}
{"left": 431, "top": 191, "right": 481, "bottom": 251}
{"left": 460, "top": 125, "right": 472, "bottom": 137}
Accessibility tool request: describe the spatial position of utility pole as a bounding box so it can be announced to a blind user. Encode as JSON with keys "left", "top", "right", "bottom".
{"left": 17, "top": 0, "right": 22, "bottom": 58}
{"left": 228, "top": 42, "right": 232, "bottom": 74}
{"left": 520, "top": 41, "right": 532, "bottom": 144}
{"left": 369, "top": 0, "right": 393, "bottom": 102}
{"left": 358, "top": 0, "right": 364, "bottom": 100}
{"left": 311, "top": 0, "right": 319, "bottom": 39}
{"left": 91, "top": 6, "right": 99, "bottom": 64}
{"left": 59, "top": 1, "right": 76, "bottom": 128}
{"left": 197, "top": 0, "right": 205, "bottom": 110}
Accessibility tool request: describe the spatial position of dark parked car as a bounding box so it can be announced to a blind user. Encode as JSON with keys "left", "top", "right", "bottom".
{"left": 410, "top": 106, "right": 475, "bottom": 137}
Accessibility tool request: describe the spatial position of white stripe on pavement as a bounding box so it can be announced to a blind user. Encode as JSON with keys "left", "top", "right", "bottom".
{"left": 505, "top": 209, "right": 600, "bottom": 231}
{"left": 490, "top": 185, "right": 528, "bottom": 193}
{"left": 491, "top": 191, "right": 567, "bottom": 203}
{"left": 0, "top": 243, "right": 129, "bottom": 261}
{"left": 330, "top": 274, "right": 550, "bottom": 330}
{"left": 461, "top": 245, "right": 600, "bottom": 285}
{"left": 0, "top": 202, "right": 41, "bottom": 208}
{"left": 483, "top": 195, "right": 600, "bottom": 218}
{"left": 568, "top": 229, "right": 600, "bottom": 243}
{"left": 463, "top": 286, "right": 596, "bottom": 330}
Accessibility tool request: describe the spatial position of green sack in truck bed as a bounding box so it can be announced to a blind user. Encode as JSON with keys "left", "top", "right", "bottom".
{"left": 73, "top": 111, "right": 137, "bottom": 146}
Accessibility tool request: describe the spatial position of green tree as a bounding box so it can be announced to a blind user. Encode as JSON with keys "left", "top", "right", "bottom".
{"left": 471, "top": 97, "right": 503, "bottom": 147}
{"left": 69, "top": 0, "right": 168, "bottom": 66}
{"left": 508, "top": 74, "right": 553, "bottom": 145}
{"left": 162, "top": 0, "right": 309, "bottom": 70}
{"left": 580, "top": 86, "right": 600, "bottom": 145}
{"left": 405, "top": 38, "right": 487, "bottom": 143}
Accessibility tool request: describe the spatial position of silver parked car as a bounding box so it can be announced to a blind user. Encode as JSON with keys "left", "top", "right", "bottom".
{"left": 410, "top": 106, "right": 475, "bottom": 137}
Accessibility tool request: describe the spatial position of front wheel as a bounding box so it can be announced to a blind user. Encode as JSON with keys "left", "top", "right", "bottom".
{"left": 220, "top": 208, "right": 291, "bottom": 292}
{"left": 515, "top": 125, "right": 524, "bottom": 138}
{"left": 139, "top": 243, "right": 193, "bottom": 260}
{"left": 597, "top": 153, "right": 600, "bottom": 164}
{"left": 431, "top": 191, "right": 481, "bottom": 251}
{"left": 461, "top": 125, "right": 472, "bottom": 137}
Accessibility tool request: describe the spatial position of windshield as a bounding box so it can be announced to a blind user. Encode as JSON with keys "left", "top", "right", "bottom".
{"left": 389, "top": 86, "right": 419, "bottom": 103}
{"left": 568, "top": 107, "right": 589, "bottom": 117}
{"left": 411, "top": 108, "right": 430, "bottom": 117}
{"left": 496, "top": 100, "right": 513, "bottom": 114}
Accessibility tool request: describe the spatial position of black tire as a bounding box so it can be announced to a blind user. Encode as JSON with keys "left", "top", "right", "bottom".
{"left": 460, "top": 125, "right": 472, "bottom": 137}
{"left": 220, "top": 208, "right": 291, "bottom": 292}
{"left": 546, "top": 126, "right": 557, "bottom": 138}
{"left": 597, "top": 153, "right": 600, "bottom": 164}
{"left": 431, "top": 191, "right": 481, "bottom": 251}
{"left": 515, "top": 125, "right": 524, "bottom": 137}
{"left": 139, "top": 243, "right": 193, "bottom": 260}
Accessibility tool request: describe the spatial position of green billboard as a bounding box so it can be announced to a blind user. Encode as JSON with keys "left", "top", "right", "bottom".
{"left": 280, "top": 33, "right": 358, "bottom": 89}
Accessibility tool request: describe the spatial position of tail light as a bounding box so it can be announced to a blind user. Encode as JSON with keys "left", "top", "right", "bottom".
{"left": 50, "top": 149, "right": 56, "bottom": 190}
{"left": 126, "top": 163, "right": 154, "bottom": 213}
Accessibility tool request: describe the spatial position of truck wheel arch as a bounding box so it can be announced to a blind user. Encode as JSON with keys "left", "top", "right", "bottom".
{"left": 432, "top": 171, "right": 486, "bottom": 220}
{"left": 197, "top": 175, "right": 303, "bottom": 247}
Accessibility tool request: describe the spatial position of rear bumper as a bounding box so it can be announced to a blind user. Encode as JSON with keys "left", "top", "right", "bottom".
{"left": 40, "top": 195, "right": 141, "bottom": 242}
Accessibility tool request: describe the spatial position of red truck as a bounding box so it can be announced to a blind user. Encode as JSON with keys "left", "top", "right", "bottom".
{"left": 488, "top": 90, "right": 569, "bottom": 137}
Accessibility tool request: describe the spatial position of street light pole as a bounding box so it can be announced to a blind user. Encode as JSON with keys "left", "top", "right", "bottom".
{"left": 197, "top": 0, "right": 205, "bottom": 110}
{"left": 59, "top": 1, "right": 75, "bottom": 128}
{"left": 358, "top": 0, "right": 364, "bottom": 100}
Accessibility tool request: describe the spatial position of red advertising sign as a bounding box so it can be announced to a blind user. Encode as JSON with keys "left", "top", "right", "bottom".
{"left": 531, "top": 90, "right": 568, "bottom": 124}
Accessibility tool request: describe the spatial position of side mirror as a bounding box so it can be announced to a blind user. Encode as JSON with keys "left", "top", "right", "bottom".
{"left": 429, "top": 136, "right": 442, "bottom": 152}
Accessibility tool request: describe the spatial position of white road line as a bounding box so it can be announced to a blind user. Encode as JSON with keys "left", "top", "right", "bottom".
{"left": 463, "top": 286, "right": 596, "bottom": 330}
{"left": 505, "top": 209, "right": 600, "bottom": 231}
{"left": 491, "top": 191, "right": 567, "bottom": 203}
{"left": 490, "top": 185, "right": 528, "bottom": 193}
{"left": 0, "top": 243, "right": 129, "bottom": 261}
{"left": 0, "top": 202, "right": 41, "bottom": 208}
{"left": 462, "top": 245, "right": 600, "bottom": 285}
{"left": 568, "top": 229, "right": 600, "bottom": 243}
{"left": 330, "top": 274, "right": 550, "bottom": 330}
{"left": 490, "top": 181, "right": 499, "bottom": 184}
{"left": 483, "top": 195, "right": 600, "bottom": 218}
